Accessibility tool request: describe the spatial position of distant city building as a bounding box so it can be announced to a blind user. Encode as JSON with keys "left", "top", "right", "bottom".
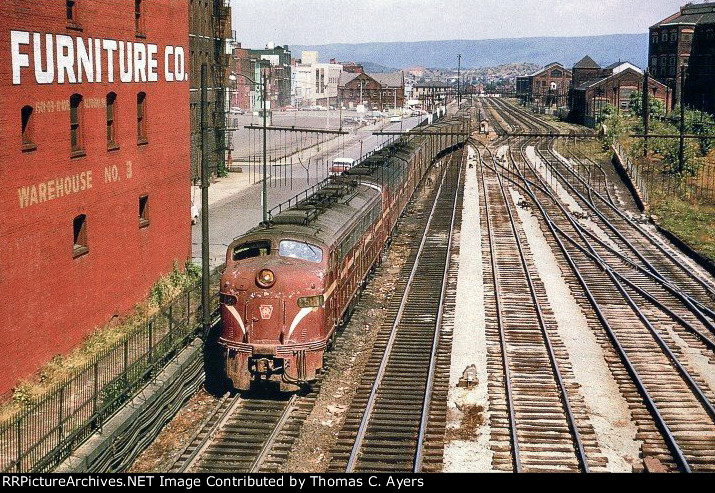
{"left": 412, "top": 81, "right": 452, "bottom": 109}
{"left": 648, "top": 2, "right": 707, "bottom": 108}
{"left": 189, "top": 0, "right": 232, "bottom": 179}
{"left": 245, "top": 43, "right": 293, "bottom": 111}
{"left": 1, "top": 0, "right": 191, "bottom": 394}
{"left": 338, "top": 72, "right": 406, "bottom": 111}
{"left": 293, "top": 52, "right": 343, "bottom": 107}
{"left": 232, "top": 43, "right": 253, "bottom": 111}
{"left": 341, "top": 62, "right": 365, "bottom": 74}
{"left": 686, "top": 17, "right": 715, "bottom": 113}
{"left": 569, "top": 56, "right": 659, "bottom": 117}
{"left": 516, "top": 62, "right": 572, "bottom": 108}
{"left": 571, "top": 67, "right": 669, "bottom": 126}
{"left": 651, "top": 2, "right": 715, "bottom": 113}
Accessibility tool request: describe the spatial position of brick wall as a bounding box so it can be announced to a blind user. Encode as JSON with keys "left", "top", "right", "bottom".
{"left": 0, "top": 0, "right": 191, "bottom": 394}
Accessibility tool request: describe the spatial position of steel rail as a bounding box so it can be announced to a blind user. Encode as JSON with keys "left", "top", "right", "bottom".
{"left": 175, "top": 395, "right": 243, "bottom": 473}
{"left": 475, "top": 145, "right": 522, "bottom": 472}
{"left": 413, "top": 148, "right": 463, "bottom": 472}
{"left": 482, "top": 152, "right": 715, "bottom": 351}
{"left": 539, "top": 140, "right": 715, "bottom": 304}
{"left": 508, "top": 136, "right": 693, "bottom": 472}
{"left": 249, "top": 395, "right": 298, "bottom": 473}
{"left": 490, "top": 98, "right": 715, "bottom": 328}
{"left": 534, "top": 143, "right": 715, "bottom": 330}
{"left": 345, "top": 157, "right": 451, "bottom": 473}
{"left": 492, "top": 97, "right": 715, "bottom": 306}
{"left": 488, "top": 100, "right": 715, "bottom": 418}
{"left": 484, "top": 100, "right": 693, "bottom": 471}
{"left": 477, "top": 140, "right": 590, "bottom": 472}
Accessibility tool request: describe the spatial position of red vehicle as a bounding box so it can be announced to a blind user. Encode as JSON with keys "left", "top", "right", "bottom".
{"left": 329, "top": 158, "right": 356, "bottom": 176}
{"left": 219, "top": 119, "right": 464, "bottom": 391}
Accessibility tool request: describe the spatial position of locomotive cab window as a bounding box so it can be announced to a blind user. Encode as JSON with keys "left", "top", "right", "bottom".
{"left": 233, "top": 241, "right": 271, "bottom": 261}
{"left": 279, "top": 240, "right": 323, "bottom": 263}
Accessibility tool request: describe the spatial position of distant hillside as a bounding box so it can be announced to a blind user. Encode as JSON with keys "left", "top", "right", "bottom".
{"left": 359, "top": 61, "right": 398, "bottom": 73}
{"left": 292, "top": 34, "right": 648, "bottom": 70}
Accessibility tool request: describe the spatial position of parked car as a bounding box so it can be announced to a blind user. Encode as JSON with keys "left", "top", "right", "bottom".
{"left": 330, "top": 157, "right": 357, "bottom": 176}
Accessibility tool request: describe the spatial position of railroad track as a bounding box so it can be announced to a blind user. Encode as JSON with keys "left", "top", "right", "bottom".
{"left": 327, "top": 150, "right": 464, "bottom": 473}
{"left": 164, "top": 152, "right": 463, "bottom": 475}
{"left": 167, "top": 392, "right": 302, "bottom": 473}
{"left": 476, "top": 142, "right": 608, "bottom": 472}
{"left": 483, "top": 96, "right": 715, "bottom": 472}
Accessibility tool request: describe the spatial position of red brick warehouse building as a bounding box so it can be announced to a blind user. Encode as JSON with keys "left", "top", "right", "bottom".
{"left": 0, "top": 0, "right": 191, "bottom": 394}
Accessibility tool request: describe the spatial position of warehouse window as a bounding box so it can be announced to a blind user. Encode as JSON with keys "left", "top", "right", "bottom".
{"left": 66, "top": 1, "right": 77, "bottom": 23}
{"left": 137, "top": 92, "right": 147, "bottom": 144}
{"left": 73, "top": 214, "right": 88, "bottom": 258}
{"left": 139, "top": 195, "right": 150, "bottom": 228}
{"left": 70, "top": 94, "right": 85, "bottom": 157}
{"left": 135, "top": 0, "right": 145, "bottom": 35}
{"left": 21, "top": 106, "right": 36, "bottom": 151}
{"left": 106, "top": 92, "right": 118, "bottom": 150}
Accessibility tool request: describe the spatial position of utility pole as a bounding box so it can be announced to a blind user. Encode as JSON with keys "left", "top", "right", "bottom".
{"left": 678, "top": 64, "right": 686, "bottom": 172}
{"left": 200, "top": 63, "right": 210, "bottom": 336}
{"left": 457, "top": 54, "right": 462, "bottom": 107}
{"left": 262, "top": 68, "right": 269, "bottom": 224}
{"left": 643, "top": 69, "right": 650, "bottom": 157}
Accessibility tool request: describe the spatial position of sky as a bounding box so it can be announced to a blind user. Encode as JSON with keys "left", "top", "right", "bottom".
{"left": 231, "top": 0, "right": 689, "bottom": 47}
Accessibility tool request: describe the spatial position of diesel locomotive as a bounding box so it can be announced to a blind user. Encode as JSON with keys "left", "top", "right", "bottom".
{"left": 218, "top": 118, "right": 465, "bottom": 391}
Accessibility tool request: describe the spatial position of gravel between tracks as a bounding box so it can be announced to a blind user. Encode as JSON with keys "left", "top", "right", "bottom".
{"left": 526, "top": 146, "right": 621, "bottom": 253}
{"left": 443, "top": 146, "right": 492, "bottom": 472}
{"left": 509, "top": 188, "right": 641, "bottom": 472}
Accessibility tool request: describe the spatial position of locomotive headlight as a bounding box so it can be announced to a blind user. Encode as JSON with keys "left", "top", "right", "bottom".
{"left": 297, "top": 295, "right": 324, "bottom": 308}
{"left": 256, "top": 269, "right": 276, "bottom": 288}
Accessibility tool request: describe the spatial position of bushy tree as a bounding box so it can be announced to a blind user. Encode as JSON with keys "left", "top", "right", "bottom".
{"left": 601, "top": 110, "right": 628, "bottom": 149}
{"left": 662, "top": 137, "right": 700, "bottom": 176}
{"left": 629, "top": 91, "right": 666, "bottom": 119}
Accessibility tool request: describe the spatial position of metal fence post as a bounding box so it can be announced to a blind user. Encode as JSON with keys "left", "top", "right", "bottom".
{"left": 93, "top": 361, "right": 99, "bottom": 421}
{"left": 16, "top": 417, "right": 22, "bottom": 473}
{"left": 58, "top": 387, "right": 65, "bottom": 442}
{"left": 148, "top": 321, "right": 154, "bottom": 369}
{"left": 168, "top": 304, "right": 173, "bottom": 347}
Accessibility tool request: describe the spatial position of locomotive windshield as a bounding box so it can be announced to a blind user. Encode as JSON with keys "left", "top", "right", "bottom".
{"left": 233, "top": 241, "right": 271, "bottom": 261}
{"left": 279, "top": 240, "right": 323, "bottom": 263}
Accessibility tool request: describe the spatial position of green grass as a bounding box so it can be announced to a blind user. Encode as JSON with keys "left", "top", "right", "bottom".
{"left": 650, "top": 194, "right": 715, "bottom": 262}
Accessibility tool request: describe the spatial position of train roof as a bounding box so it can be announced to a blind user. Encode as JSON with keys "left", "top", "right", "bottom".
{"left": 242, "top": 181, "right": 381, "bottom": 248}
{"left": 235, "top": 116, "right": 465, "bottom": 248}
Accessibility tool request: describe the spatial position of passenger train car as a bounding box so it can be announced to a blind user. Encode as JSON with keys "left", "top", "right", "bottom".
{"left": 218, "top": 118, "right": 465, "bottom": 391}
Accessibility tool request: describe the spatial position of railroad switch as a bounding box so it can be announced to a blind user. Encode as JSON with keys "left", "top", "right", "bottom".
{"left": 458, "top": 365, "right": 478, "bottom": 388}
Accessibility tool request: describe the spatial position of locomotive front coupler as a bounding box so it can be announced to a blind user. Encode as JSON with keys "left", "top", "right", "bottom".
{"left": 249, "top": 356, "right": 285, "bottom": 377}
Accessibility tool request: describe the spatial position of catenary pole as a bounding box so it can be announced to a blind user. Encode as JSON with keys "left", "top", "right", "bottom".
{"left": 201, "top": 63, "right": 210, "bottom": 336}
